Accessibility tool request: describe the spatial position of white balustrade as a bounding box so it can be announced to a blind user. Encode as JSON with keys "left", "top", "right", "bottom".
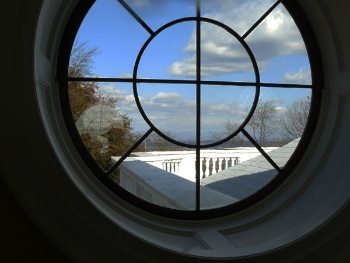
{"left": 199, "top": 157, "right": 240, "bottom": 179}
{"left": 162, "top": 158, "right": 182, "bottom": 173}
{"left": 119, "top": 159, "right": 237, "bottom": 210}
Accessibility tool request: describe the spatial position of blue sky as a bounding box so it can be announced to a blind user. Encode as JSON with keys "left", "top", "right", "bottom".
{"left": 72, "top": 0, "right": 312, "bottom": 142}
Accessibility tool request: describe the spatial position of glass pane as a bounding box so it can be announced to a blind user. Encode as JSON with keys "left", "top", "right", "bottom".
{"left": 124, "top": 0, "right": 196, "bottom": 30}
{"left": 200, "top": 22, "right": 255, "bottom": 82}
{"left": 138, "top": 21, "right": 196, "bottom": 80}
{"left": 136, "top": 83, "right": 196, "bottom": 144}
{"left": 200, "top": 0, "right": 276, "bottom": 36}
{"left": 200, "top": 138, "right": 277, "bottom": 210}
{"left": 245, "top": 4, "right": 311, "bottom": 85}
{"left": 70, "top": 0, "right": 149, "bottom": 78}
{"left": 245, "top": 87, "right": 312, "bottom": 168}
{"left": 69, "top": 81, "right": 150, "bottom": 171}
{"left": 200, "top": 85, "right": 256, "bottom": 144}
{"left": 115, "top": 132, "right": 195, "bottom": 210}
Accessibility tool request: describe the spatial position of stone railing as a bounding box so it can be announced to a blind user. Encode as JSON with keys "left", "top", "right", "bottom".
{"left": 162, "top": 158, "right": 182, "bottom": 173}
{"left": 113, "top": 153, "right": 241, "bottom": 182}
{"left": 199, "top": 157, "right": 240, "bottom": 178}
{"left": 119, "top": 158, "right": 237, "bottom": 210}
{"left": 152, "top": 155, "right": 240, "bottom": 179}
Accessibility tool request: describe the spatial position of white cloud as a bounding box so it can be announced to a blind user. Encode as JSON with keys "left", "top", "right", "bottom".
{"left": 128, "top": 0, "right": 152, "bottom": 8}
{"left": 282, "top": 67, "right": 311, "bottom": 84}
{"left": 168, "top": 57, "right": 196, "bottom": 77}
{"left": 149, "top": 92, "right": 183, "bottom": 103}
{"left": 99, "top": 85, "right": 126, "bottom": 97}
{"left": 103, "top": 85, "right": 251, "bottom": 139}
{"left": 168, "top": 0, "right": 307, "bottom": 77}
{"left": 274, "top": 106, "right": 287, "bottom": 112}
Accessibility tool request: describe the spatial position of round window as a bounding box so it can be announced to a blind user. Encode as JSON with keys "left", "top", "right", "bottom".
{"left": 58, "top": 0, "right": 321, "bottom": 219}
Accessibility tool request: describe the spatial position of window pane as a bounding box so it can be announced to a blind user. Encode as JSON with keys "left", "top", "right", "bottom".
{"left": 115, "top": 132, "right": 195, "bottom": 210}
{"left": 124, "top": 0, "right": 196, "bottom": 30}
{"left": 200, "top": 0, "right": 276, "bottom": 37}
{"left": 137, "top": 83, "right": 196, "bottom": 144}
{"left": 200, "top": 138, "right": 277, "bottom": 210}
{"left": 69, "top": 81, "right": 150, "bottom": 171}
{"left": 245, "top": 4, "right": 311, "bottom": 85}
{"left": 138, "top": 21, "right": 196, "bottom": 80}
{"left": 200, "top": 85, "right": 256, "bottom": 144}
{"left": 70, "top": 0, "right": 149, "bottom": 78}
{"left": 200, "top": 22, "right": 256, "bottom": 82}
{"left": 245, "top": 87, "right": 312, "bottom": 168}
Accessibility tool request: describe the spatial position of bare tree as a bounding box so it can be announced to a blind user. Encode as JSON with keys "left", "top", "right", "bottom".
{"left": 68, "top": 41, "right": 137, "bottom": 171}
{"left": 224, "top": 121, "right": 245, "bottom": 147}
{"left": 248, "top": 100, "right": 277, "bottom": 146}
{"left": 280, "top": 96, "right": 311, "bottom": 140}
{"left": 69, "top": 41, "right": 99, "bottom": 77}
{"left": 68, "top": 42, "right": 100, "bottom": 121}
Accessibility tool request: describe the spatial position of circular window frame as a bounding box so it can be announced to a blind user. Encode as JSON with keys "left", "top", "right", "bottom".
{"left": 132, "top": 16, "right": 261, "bottom": 148}
{"left": 57, "top": 0, "right": 323, "bottom": 220}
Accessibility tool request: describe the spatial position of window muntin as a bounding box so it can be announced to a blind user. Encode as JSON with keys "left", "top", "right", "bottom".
{"left": 59, "top": 0, "right": 320, "bottom": 218}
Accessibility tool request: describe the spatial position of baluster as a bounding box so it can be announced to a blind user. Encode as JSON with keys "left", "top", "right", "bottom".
{"left": 202, "top": 158, "right": 207, "bottom": 178}
{"left": 165, "top": 162, "right": 168, "bottom": 172}
{"left": 234, "top": 157, "right": 239, "bottom": 165}
{"left": 215, "top": 158, "right": 219, "bottom": 173}
{"left": 228, "top": 157, "right": 232, "bottom": 168}
{"left": 221, "top": 158, "right": 226, "bottom": 171}
{"left": 209, "top": 158, "right": 213, "bottom": 176}
{"left": 206, "top": 158, "right": 209, "bottom": 175}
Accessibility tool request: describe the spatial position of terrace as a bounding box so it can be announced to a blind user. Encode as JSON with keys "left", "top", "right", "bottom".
{"left": 112, "top": 139, "right": 298, "bottom": 209}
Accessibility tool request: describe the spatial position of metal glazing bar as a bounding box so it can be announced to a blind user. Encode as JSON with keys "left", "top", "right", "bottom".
{"left": 259, "top": 82, "right": 312, "bottom": 89}
{"left": 68, "top": 77, "right": 135, "bottom": 83}
{"left": 67, "top": 77, "right": 196, "bottom": 84}
{"left": 201, "top": 80, "right": 313, "bottom": 89}
{"left": 117, "top": 0, "right": 154, "bottom": 35}
{"left": 107, "top": 128, "right": 153, "bottom": 175}
{"left": 68, "top": 77, "right": 312, "bottom": 89}
{"left": 242, "top": 0, "right": 282, "bottom": 39}
{"left": 241, "top": 128, "right": 282, "bottom": 172}
{"left": 195, "top": 0, "right": 201, "bottom": 211}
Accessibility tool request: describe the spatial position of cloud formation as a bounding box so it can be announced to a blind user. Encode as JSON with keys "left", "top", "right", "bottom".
{"left": 168, "top": 0, "right": 307, "bottom": 77}
{"left": 282, "top": 67, "right": 311, "bottom": 84}
{"left": 102, "top": 84, "right": 253, "bottom": 140}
